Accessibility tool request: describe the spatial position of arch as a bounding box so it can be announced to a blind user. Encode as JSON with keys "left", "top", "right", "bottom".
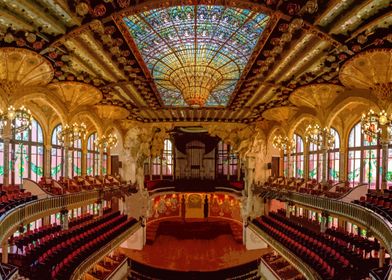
{"left": 13, "top": 90, "right": 68, "bottom": 125}
{"left": 325, "top": 95, "right": 380, "bottom": 128}
{"left": 288, "top": 113, "right": 320, "bottom": 138}
{"left": 69, "top": 108, "right": 103, "bottom": 137}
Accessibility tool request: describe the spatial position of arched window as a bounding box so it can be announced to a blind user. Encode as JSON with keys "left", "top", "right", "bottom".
{"left": 217, "top": 141, "right": 238, "bottom": 179}
{"left": 51, "top": 125, "right": 64, "bottom": 180}
{"left": 69, "top": 139, "right": 82, "bottom": 177}
{"left": 102, "top": 148, "right": 108, "bottom": 175}
{"left": 291, "top": 134, "right": 304, "bottom": 178}
{"left": 309, "top": 142, "right": 322, "bottom": 181}
{"left": 148, "top": 139, "right": 174, "bottom": 179}
{"left": 328, "top": 128, "right": 340, "bottom": 182}
{"left": 348, "top": 122, "right": 380, "bottom": 188}
{"left": 162, "top": 139, "right": 174, "bottom": 176}
{"left": 87, "top": 133, "right": 99, "bottom": 176}
{"left": 10, "top": 118, "right": 44, "bottom": 184}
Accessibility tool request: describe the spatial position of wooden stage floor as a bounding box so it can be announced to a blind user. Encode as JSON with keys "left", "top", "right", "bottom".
{"left": 121, "top": 219, "right": 267, "bottom": 271}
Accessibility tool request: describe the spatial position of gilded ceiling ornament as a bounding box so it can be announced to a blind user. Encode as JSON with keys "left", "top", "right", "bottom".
{"left": 339, "top": 49, "right": 392, "bottom": 104}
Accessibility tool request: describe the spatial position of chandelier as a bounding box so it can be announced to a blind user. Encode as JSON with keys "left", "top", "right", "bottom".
{"left": 272, "top": 135, "right": 294, "bottom": 152}
{"left": 170, "top": 66, "right": 223, "bottom": 107}
{"left": 94, "top": 134, "right": 118, "bottom": 149}
{"left": 305, "top": 123, "right": 334, "bottom": 148}
{"left": 57, "top": 123, "right": 87, "bottom": 145}
{"left": 361, "top": 109, "right": 392, "bottom": 143}
{"left": 0, "top": 105, "right": 33, "bottom": 135}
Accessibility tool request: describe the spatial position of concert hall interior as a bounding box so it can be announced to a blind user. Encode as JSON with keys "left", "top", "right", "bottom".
{"left": 0, "top": 1, "right": 391, "bottom": 280}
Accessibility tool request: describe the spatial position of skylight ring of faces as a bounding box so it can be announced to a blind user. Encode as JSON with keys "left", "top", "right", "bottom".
{"left": 123, "top": 5, "right": 268, "bottom": 106}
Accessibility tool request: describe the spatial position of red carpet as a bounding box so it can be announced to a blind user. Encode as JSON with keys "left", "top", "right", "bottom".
{"left": 121, "top": 219, "right": 267, "bottom": 271}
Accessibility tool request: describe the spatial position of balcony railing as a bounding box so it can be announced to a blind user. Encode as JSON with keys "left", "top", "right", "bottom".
{"left": 248, "top": 223, "right": 321, "bottom": 280}
{"left": 261, "top": 189, "right": 392, "bottom": 254}
{"left": 0, "top": 186, "right": 128, "bottom": 245}
{"left": 70, "top": 221, "right": 141, "bottom": 280}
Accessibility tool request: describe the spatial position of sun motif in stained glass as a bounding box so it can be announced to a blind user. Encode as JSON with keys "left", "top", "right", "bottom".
{"left": 123, "top": 5, "right": 269, "bottom": 107}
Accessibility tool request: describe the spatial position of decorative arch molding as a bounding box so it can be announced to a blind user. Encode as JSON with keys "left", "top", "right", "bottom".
{"left": 69, "top": 108, "right": 104, "bottom": 137}
{"left": 13, "top": 90, "right": 68, "bottom": 125}
{"left": 325, "top": 95, "right": 380, "bottom": 129}
{"left": 288, "top": 113, "right": 319, "bottom": 137}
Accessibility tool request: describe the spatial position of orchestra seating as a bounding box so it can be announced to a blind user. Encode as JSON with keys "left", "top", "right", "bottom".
{"left": 17, "top": 210, "right": 136, "bottom": 280}
{"left": 253, "top": 212, "right": 380, "bottom": 280}
{"left": 0, "top": 185, "right": 37, "bottom": 217}
{"left": 128, "top": 259, "right": 260, "bottom": 280}
{"left": 353, "top": 189, "right": 392, "bottom": 221}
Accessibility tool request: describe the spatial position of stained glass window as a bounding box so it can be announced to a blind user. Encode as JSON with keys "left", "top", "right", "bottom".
{"left": 291, "top": 134, "right": 304, "bottom": 178}
{"left": 8, "top": 118, "right": 44, "bottom": 184}
{"left": 162, "top": 139, "right": 173, "bottom": 176}
{"left": 69, "top": 139, "right": 82, "bottom": 177}
{"left": 102, "top": 149, "right": 108, "bottom": 175}
{"left": 51, "top": 125, "right": 63, "bottom": 179}
{"left": 309, "top": 142, "right": 322, "bottom": 181}
{"left": 217, "top": 141, "right": 238, "bottom": 179}
{"left": 87, "top": 133, "right": 99, "bottom": 176}
{"left": 328, "top": 128, "right": 340, "bottom": 182}
{"left": 123, "top": 6, "right": 269, "bottom": 106}
{"left": 348, "top": 122, "right": 381, "bottom": 189}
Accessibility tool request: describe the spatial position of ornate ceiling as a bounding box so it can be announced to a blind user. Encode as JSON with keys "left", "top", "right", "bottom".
{"left": 0, "top": 0, "right": 390, "bottom": 124}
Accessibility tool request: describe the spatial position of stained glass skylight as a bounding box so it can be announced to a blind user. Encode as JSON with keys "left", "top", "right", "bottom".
{"left": 123, "top": 5, "right": 269, "bottom": 107}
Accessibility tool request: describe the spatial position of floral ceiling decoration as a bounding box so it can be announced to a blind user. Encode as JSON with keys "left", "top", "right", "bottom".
{"left": 121, "top": 5, "right": 269, "bottom": 107}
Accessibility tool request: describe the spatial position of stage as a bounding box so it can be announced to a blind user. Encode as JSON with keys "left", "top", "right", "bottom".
{"left": 121, "top": 219, "right": 267, "bottom": 271}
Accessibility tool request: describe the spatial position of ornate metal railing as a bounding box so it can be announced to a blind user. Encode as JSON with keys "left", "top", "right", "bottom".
{"left": 260, "top": 189, "right": 392, "bottom": 253}
{"left": 249, "top": 223, "right": 321, "bottom": 280}
{"left": 70, "top": 221, "right": 141, "bottom": 280}
{"left": 0, "top": 186, "right": 130, "bottom": 244}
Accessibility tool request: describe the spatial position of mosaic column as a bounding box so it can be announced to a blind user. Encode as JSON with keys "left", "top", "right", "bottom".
{"left": 44, "top": 144, "right": 52, "bottom": 178}
{"left": 2, "top": 122, "right": 11, "bottom": 186}
{"left": 380, "top": 138, "right": 389, "bottom": 191}
{"left": 304, "top": 141, "right": 310, "bottom": 183}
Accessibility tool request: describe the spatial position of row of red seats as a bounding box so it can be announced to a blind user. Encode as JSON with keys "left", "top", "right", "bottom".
{"left": 0, "top": 190, "right": 37, "bottom": 217}
{"left": 353, "top": 190, "right": 392, "bottom": 221}
{"left": 255, "top": 217, "right": 336, "bottom": 279}
{"left": 51, "top": 218, "right": 136, "bottom": 280}
{"left": 12, "top": 213, "right": 94, "bottom": 252}
{"left": 20, "top": 211, "right": 119, "bottom": 270}
{"left": 39, "top": 175, "right": 122, "bottom": 195}
{"left": 254, "top": 212, "right": 370, "bottom": 279}
{"left": 270, "top": 212, "right": 367, "bottom": 269}
{"left": 325, "top": 227, "right": 380, "bottom": 255}
{"left": 35, "top": 214, "right": 127, "bottom": 272}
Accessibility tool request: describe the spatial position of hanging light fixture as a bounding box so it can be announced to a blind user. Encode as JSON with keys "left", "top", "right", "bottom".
{"left": 304, "top": 123, "right": 335, "bottom": 148}
{"left": 57, "top": 123, "right": 87, "bottom": 145}
{"left": 94, "top": 133, "right": 118, "bottom": 149}
{"left": 0, "top": 105, "right": 33, "bottom": 135}
{"left": 361, "top": 109, "right": 392, "bottom": 143}
{"left": 272, "top": 135, "right": 294, "bottom": 152}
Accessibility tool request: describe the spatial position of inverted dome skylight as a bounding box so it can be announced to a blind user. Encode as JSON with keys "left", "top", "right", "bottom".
{"left": 123, "top": 5, "right": 269, "bottom": 107}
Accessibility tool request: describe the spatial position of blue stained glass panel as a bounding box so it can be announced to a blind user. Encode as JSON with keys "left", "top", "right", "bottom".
{"left": 123, "top": 5, "right": 268, "bottom": 106}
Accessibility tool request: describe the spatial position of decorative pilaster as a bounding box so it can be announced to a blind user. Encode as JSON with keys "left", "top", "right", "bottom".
{"left": 44, "top": 144, "right": 52, "bottom": 178}
{"left": 304, "top": 141, "right": 310, "bottom": 182}
{"left": 81, "top": 147, "right": 87, "bottom": 176}
{"left": 60, "top": 209, "right": 69, "bottom": 230}
{"left": 380, "top": 140, "right": 389, "bottom": 191}
{"left": 339, "top": 147, "right": 347, "bottom": 182}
